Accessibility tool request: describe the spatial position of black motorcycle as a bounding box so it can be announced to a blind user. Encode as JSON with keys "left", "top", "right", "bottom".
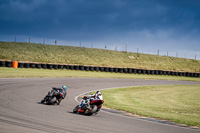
{"left": 41, "top": 88, "right": 63, "bottom": 105}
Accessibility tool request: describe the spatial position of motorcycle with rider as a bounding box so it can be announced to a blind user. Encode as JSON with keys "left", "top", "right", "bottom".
{"left": 41, "top": 85, "right": 67, "bottom": 105}
{"left": 73, "top": 91, "right": 104, "bottom": 115}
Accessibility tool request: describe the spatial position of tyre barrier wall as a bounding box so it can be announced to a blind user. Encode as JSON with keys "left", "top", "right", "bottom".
{"left": 0, "top": 60, "right": 200, "bottom": 78}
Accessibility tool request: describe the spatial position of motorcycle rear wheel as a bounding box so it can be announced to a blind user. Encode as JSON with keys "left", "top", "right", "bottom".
{"left": 85, "top": 105, "right": 97, "bottom": 116}
{"left": 46, "top": 97, "right": 57, "bottom": 105}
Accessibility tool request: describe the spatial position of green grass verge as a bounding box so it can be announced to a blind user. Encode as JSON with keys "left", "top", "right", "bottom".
{"left": 100, "top": 85, "right": 200, "bottom": 127}
{"left": 1, "top": 41, "right": 200, "bottom": 72}
{"left": 0, "top": 67, "right": 200, "bottom": 82}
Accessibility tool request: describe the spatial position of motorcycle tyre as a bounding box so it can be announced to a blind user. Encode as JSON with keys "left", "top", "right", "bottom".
{"left": 73, "top": 105, "right": 79, "bottom": 113}
{"left": 85, "top": 105, "right": 97, "bottom": 116}
{"left": 41, "top": 99, "right": 45, "bottom": 103}
{"left": 47, "top": 97, "right": 57, "bottom": 105}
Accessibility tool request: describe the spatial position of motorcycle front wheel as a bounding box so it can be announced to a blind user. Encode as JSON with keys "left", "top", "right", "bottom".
{"left": 73, "top": 105, "right": 79, "bottom": 113}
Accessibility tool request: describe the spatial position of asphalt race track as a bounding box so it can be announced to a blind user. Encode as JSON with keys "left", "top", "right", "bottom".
{"left": 0, "top": 78, "right": 200, "bottom": 133}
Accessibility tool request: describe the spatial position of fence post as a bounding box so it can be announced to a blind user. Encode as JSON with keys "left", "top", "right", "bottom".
{"left": 126, "top": 43, "right": 128, "bottom": 52}
{"left": 43, "top": 39, "right": 45, "bottom": 44}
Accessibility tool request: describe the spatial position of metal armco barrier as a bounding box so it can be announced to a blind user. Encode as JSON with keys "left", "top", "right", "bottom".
{"left": 1, "top": 60, "right": 199, "bottom": 78}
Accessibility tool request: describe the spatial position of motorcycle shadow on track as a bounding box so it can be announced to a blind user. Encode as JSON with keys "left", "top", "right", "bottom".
{"left": 67, "top": 111, "right": 99, "bottom": 116}
{"left": 37, "top": 102, "right": 58, "bottom": 106}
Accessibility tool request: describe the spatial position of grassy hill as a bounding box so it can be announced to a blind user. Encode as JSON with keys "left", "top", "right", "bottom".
{"left": 0, "top": 41, "right": 200, "bottom": 72}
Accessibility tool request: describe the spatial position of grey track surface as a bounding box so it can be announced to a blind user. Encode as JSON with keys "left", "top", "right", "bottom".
{"left": 0, "top": 78, "right": 200, "bottom": 133}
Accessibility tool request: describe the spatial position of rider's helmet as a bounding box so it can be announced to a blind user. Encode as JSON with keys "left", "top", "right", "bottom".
{"left": 62, "top": 85, "right": 67, "bottom": 91}
{"left": 95, "top": 91, "right": 102, "bottom": 96}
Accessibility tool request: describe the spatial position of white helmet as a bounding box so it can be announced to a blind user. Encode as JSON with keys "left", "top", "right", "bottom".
{"left": 96, "top": 91, "right": 102, "bottom": 96}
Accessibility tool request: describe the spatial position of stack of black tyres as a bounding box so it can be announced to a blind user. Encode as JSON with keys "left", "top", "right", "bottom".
{"left": 119, "top": 68, "right": 123, "bottom": 73}
{"left": 47, "top": 64, "right": 53, "bottom": 69}
{"left": 84, "top": 66, "right": 89, "bottom": 71}
{"left": 74, "top": 65, "right": 79, "bottom": 70}
{"left": 35, "top": 64, "right": 41, "bottom": 69}
{"left": 69, "top": 65, "right": 74, "bottom": 70}
{"left": 5, "top": 61, "right": 12, "bottom": 67}
{"left": 64, "top": 65, "right": 69, "bottom": 69}
{"left": 0, "top": 61, "right": 6, "bottom": 67}
{"left": 30, "top": 63, "right": 35, "bottom": 68}
{"left": 58, "top": 65, "right": 64, "bottom": 69}
{"left": 89, "top": 66, "right": 94, "bottom": 71}
{"left": 94, "top": 67, "right": 99, "bottom": 72}
{"left": 114, "top": 68, "right": 118, "bottom": 73}
{"left": 104, "top": 67, "right": 109, "bottom": 72}
{"left": 24, "top": 63, "right": 30, "bottom": 68}
{"left": 79, "top": 66, "right": 84, "bottom": 71}
{"left": 41, "top": 64, "right": 47, "bottom": 69}
{"left": 53, "top": 64, "right": 58, "bottom": 69}
{"left": 1, "top": 60, "right": 200, "bottom": 78}
{"left": 99, "top": 67, "right": 104, "bottom": 72}
{"left": 128, "top": 68, "right": 132, "bottom": 73}
{"left": 109, "top": 68, "right": 114, "bottom": 72}
{"left": 18, "top": 62, "right": 24, "bottom": 68}
{"left": 123, "top": 68, "right": 128, "bottom": 73}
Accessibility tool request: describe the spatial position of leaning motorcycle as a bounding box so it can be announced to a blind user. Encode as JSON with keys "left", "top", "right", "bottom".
{"left": 41, "top": 88, "right": 63, "bottom": 105}
{"left": 73, "top": 96, "right": 104, "bottom": 115}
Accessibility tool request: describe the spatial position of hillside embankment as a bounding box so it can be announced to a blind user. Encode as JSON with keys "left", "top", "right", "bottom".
{"left": 0, "top": 41, "right": 200, "bottom": 73}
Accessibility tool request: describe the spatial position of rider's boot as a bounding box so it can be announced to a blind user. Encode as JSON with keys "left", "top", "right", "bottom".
{"left": 57, "top": 99, "right": 61, "bottom": 105}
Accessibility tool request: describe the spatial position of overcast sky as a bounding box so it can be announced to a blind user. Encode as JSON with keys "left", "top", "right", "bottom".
{"left": 0, "top": 0, "right": 200, "bottom": 59}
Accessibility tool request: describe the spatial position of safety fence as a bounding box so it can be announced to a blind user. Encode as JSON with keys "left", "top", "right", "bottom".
{"left": 0, "top": 60, "right": 200, "bottom": 78}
